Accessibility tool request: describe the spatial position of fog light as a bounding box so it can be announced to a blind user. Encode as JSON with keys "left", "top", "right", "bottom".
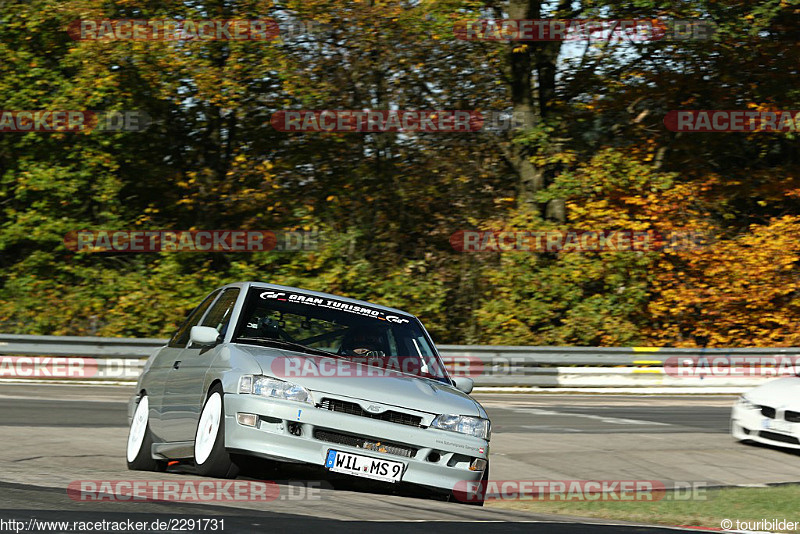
{"left": 237, "top": 412, "right": 258, "bottom": 427}
{"left": 469, "top": 458, "right": 487, "bottom": 471}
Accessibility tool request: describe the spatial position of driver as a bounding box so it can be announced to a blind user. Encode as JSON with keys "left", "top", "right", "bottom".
{"left": 340, "top": 328, "right": 386, "bottom": 358}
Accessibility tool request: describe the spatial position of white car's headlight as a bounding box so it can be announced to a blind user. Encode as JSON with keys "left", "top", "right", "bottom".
{"left": 239, "top": 375, "right": 313, "bottom": 404}
{"left": 738, "top": 395, "right": 758, "bottom": 410}
{"left": 430, "top": 414, "right": 491, "bottom": 440}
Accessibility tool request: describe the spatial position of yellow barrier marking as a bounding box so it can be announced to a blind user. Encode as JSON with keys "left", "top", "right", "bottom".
{"left": 633, "top": 347, "right": 661, "bottom": 352}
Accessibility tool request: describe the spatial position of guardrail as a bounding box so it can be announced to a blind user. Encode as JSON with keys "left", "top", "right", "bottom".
{"left": 1, "top": 334, "right": 797, "bottom": 389}
{"left": 0, "top": 334, "right": 164, "bottom": 358}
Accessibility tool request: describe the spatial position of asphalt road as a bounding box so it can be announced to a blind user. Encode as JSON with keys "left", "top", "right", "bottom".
{"left": 485, "top": 400, "right": 731, "bottom": 434}
{"left": 1, "top": 384, "right": 797, "bottom": 533}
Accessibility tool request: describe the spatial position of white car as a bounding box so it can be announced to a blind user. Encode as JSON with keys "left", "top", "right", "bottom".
{"left": 127, "top": 282, "right": 490, "bottom": 504}
{"left": 731, "top": 376, "right": 800, "bottom": 449}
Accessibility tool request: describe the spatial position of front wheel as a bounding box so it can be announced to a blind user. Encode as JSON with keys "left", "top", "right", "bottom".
{"left": 464, "top": 463, "right": 489, "bottom": 506}
{"left": 126, "top": 395, "right": 166, "bottom": 471}
{"left": 194, "top": 385, "right": 239, "bottom": 478}
{"left": 449, "top": 461, "right": 489, "bottom": 506}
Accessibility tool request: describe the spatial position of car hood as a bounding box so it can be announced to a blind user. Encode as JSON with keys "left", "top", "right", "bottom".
{"left": 745, "top": 376, "right": 800, "bottom": 409}
{"left": 232, "top": 344, "right": 484, "bottom": 417}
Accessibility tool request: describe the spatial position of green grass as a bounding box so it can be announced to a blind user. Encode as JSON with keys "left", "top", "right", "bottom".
{"left": 486, "top": 484, "right": 800, "bottom": 531}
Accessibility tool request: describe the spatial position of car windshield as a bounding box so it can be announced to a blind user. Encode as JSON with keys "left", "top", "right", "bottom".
{"left": 233, "top": 287, "right": 450, "bottom": 382}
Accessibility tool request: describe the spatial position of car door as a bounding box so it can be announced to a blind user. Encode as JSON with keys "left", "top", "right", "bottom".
{"left": 160, "top": 287, "right": 240, "bottom": 443}
{"left": 147, "top": 290, "right": 221, "bottom": 440}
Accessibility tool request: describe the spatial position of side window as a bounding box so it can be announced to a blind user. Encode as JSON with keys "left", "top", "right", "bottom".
{"left": 200, "top": 288, "right": 240, "bottom": 337}
{"left": 168, "top": 290, "right": 221, "bottom": 348}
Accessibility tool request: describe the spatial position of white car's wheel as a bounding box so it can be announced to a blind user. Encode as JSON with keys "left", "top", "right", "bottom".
{"left": 449, "top": 461, "right": 488, "bottom": 506}
{"left": 126, "top": 394, "right": 165, "bottom": 471}
{"left": 194, "top": 385, "right": 239, "bottom": 478}
{"left": 195, "top": 393, "right": 221, "bottom": 464}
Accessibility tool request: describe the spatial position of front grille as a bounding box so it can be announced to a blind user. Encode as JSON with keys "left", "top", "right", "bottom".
{"left": 314, "top": 429, "right": 417, "bottom": 458}
{"left": 319, "top": 398, "right": 422, "bottom": 427}
{"left": 785, "top": 411, "right": 800, "bottom": 423}
{"left": 760, "top": 406, "right": 776, "bottom": 419}
{"left": 759, "top": 431, "right": 799, "bottom": 445}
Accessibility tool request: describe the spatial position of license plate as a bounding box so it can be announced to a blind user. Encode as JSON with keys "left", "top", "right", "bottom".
{"left": 763, "top": 418, "right": 793, "bottom": 433}
{"left": 324, "top": 449, "right": 404, "bottom": 483}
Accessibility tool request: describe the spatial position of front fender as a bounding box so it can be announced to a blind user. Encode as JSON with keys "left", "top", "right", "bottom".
{"left": 202, "top": 344, "right": 262, "bottom": 397}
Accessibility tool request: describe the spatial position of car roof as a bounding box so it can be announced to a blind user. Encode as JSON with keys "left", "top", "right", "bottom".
{"left": 219, "top": 281, "right": 416, "bottom": 317}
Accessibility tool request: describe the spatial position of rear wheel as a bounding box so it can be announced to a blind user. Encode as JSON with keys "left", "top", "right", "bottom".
{"left": 126, "top": 395, "right": 166, "bottom": 471}
{"left": 194, "top": 385, "right": 239, "bottom": 478}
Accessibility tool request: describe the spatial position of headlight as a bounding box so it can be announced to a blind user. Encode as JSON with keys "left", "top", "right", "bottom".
{"left": 239, "top": 375, "right": 312, "bottom": 404}
{"left": 738, "top": 396, "right": 758, "bottom": 410}
{"left": 430, "top": 414, "right": 491, "bottom": 440}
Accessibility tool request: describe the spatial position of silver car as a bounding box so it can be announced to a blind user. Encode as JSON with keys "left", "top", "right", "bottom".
{"left": 127, "top": 282, "right": 490, "bottom": 503}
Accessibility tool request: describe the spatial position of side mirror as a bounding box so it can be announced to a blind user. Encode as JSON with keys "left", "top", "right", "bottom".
{"left": 453, "top": 376, "right": 474, "bottom": 394}
{"left": 190, "top": 326, "right": 221, "bottom": 347}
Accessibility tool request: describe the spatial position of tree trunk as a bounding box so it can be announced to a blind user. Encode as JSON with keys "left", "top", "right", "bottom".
{"left": 506, "top": 0, "right": 567, "bottom": 222}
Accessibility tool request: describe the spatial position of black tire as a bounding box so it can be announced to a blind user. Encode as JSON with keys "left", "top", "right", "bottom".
{"left": 126, "top": 394, "right": 166, "bottom": 472}
{"left": 194, "top": 385, "right": 239, "bottom": 478}
{"left": 450, "top": 461, "right": 489, "bottom": 506}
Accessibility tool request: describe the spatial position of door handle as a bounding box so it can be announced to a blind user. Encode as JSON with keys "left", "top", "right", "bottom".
{"left": 173, "top": 361, "right": 181, "bottom": 370}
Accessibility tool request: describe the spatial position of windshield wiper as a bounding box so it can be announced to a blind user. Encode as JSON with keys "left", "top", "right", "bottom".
{"left": 234, "top": 337, "right": 336, "bottom": 358}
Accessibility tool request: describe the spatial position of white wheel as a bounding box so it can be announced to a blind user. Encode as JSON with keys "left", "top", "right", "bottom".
{"left": 195, "top": 392, "right": 222, "bottom": 465}
{"left": 127, "top": 394, "right": 164, "bottom": 471}
{"left": 127, "top": 396, "right": 150, "bottom": 463}
{"left": 193, "top": 386, "right": 238, "bottom": 478}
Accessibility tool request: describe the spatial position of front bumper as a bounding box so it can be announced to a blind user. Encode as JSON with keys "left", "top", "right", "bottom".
{"left": 224, "top": 393, "right": 489, "bottom": 492}
{"left": 731, "top": 403, "right": 800, "bottom": 449}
